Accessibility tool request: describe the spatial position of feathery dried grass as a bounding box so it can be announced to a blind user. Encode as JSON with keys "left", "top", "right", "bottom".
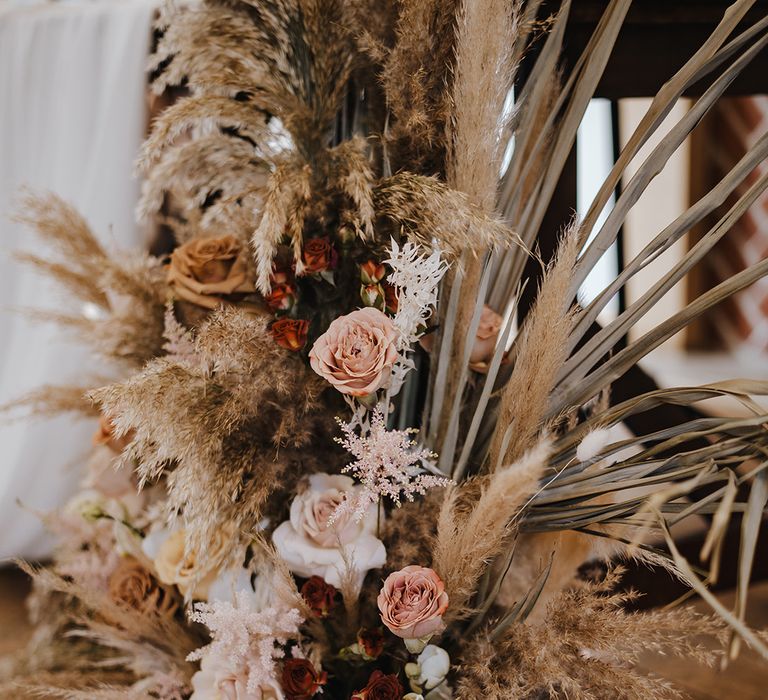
{"left": 379, "top": 0, "right": 461, "bottom": 174}
{"left": 374, "top": 173, "right": 522, "bottom": 257}
{"left": 0, "top": 383, "right": 100, "bottom": 421}
{"left": 456, "top": 567, "right": 727, "bottom": 700}
{"left": 488, "top": 224, "right": 579, "bottom": 469}
{"left": 252, "top": 157, "right": 312, "bottom": 292}
{"left": 150, "top": 0, "right": 354, "bottom": 159}
{"left": 6, "top": 563, "right": 199, "bottom": 699}
{"left": 381, "top": 492, "right": 442, "bottom": 573}
{"left": 90, "top": 308, "right": 328, "bottom": 571}
{"left": 14, "top": 193, "right": 168, "bottom": 366}
{"left": 434, "top": 441, "right": 550, "bottom": 622}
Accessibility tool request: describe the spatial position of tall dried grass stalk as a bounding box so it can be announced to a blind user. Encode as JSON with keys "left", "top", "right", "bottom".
{"left": 488, "top": 224, "right": 579, "bottom": 469}
{"left": 433, "top": 441, "right": 550, "bottom": 622}
{"left": 435, "top": 0, "right": 520, "bottom": 452}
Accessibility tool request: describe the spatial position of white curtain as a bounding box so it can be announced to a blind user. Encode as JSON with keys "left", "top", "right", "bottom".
{"left": 0, "top": 0, "right": 156, "bottom": 560}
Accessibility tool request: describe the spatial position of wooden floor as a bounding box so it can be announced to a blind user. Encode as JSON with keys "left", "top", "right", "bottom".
{"left": 1, "top": 567, "right": 766, "bottom": 697}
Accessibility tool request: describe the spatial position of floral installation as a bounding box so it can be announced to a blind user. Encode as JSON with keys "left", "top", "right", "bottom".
{"left": 3, "top": 1, "right": 768, "bottom": 699}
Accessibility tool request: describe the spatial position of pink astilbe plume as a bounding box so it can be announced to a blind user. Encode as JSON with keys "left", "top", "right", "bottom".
{"left": 187, "top": 590, "right": 303, "bottom": 694}
{"left": 334, "top": 407, "right": 452, "bottom": 522}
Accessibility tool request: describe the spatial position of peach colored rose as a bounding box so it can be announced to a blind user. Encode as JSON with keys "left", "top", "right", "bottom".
{"left": 309, "top": 308, "right": 398, "bottom": 396}
{"left": 419, "top": 304, "right": 503, "bottom": 371}
{"left": 470, "top": 304, "right": 503, "bottom": 365}
{"left": 377, "top": 565, "right": 449, "bottom": 640}
{"left": 151, "top": 527, "right": 233, "bottom": 599}
{"left": 167, "top": 235, "right": 254, "bottom": 309}
{"left": 92, "top": 414, "right": 134, "bottom": 453}
{"left": 108, "top": 556, "right": 179, "bottom": 618}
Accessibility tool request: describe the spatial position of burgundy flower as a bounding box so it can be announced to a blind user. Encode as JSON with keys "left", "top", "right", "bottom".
{"left": 300, "top": 576, "right": 337, "bottom": 618}
{"left": 351, "top": 670, "right": 403, "bottom": 700}
{"left": 357, "top": 627, "right": 384, "bottom": 660}
{"left": 302, "top": 237, "right": 336, "bottom": 274}
{"left": 281, "top": 658, "right": 327, "bottom": 700}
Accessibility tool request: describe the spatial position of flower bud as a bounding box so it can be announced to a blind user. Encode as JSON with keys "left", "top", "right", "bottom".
{"left": 360, "top": 283, "right": 385, "bottom": 310}
{"left": 360, "top": 260, "right": 386, "bottom": 285}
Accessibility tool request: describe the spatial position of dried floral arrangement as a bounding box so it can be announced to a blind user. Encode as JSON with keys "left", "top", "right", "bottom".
{"left": 3, "top": 0, "right": 768, "bottom": 698}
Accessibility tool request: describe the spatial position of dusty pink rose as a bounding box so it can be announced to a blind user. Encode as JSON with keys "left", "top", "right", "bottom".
{"left": 309, "top": 308, "right": 398, "bottom": 396}
{"left": 377, "top": 565, "right": 449, "bottom": 640}
{"left": 469, "top": 304, "right": 503, "bottom": 365}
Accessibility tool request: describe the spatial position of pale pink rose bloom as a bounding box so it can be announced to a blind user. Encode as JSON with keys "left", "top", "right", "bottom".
{"left": 309, "top": 308, "right": 399, "bottom": 396}
{"left": 190, "top": 652, "right": 284, "bottom": 700}
{"left": 377, "top": 565, "right": 449, "bottom": 640}
{"left": 272, "top": 474, "right": 386, "bottom": 589}
{"left": 419, "top": 304, "right": 503, "bottom": 370}
{"left": 469, "top": 305, "right": 503, "bottom": 365}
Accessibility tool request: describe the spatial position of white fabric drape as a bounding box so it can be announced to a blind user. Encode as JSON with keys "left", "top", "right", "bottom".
{"left": 0, "top": 0, "right": 155, "bottom": 560}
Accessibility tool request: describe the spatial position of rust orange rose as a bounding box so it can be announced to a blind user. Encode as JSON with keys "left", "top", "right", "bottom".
{"left": 92, "top": 414, "right": 134, "bottom": 453}
{"left": 271, "top": 318, "right": 309, "bottom": 351}
{"left": 265, "top": 270, "right": 298, "bottom": 311}
{"left": 167, "top": 235, "right": 254, "bottom": 309}
{"left": 377, "top": 565, "right": 449, "bottom": 640}
{"left": 309, "top": 307, "right": 398, "bottom": 396}
{"left": 281, "top": 658, "right": 327, "bottom": 700}
{"left": 300, "top": 576, "right": 337, "bottom": 617}
{"left": 108, "top": 557, "right": 178, "bottom": 618}
{"left": 301, "top": 237, "right": 336, "bottom": 274}
{"left": 351, "top": 671, "right": 403, "bottom": 700}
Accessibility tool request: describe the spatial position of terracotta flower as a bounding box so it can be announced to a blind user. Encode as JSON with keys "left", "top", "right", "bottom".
{"left": 357, "top": 627, "right": 385, "bottom": 660}
{"left": 351, "top": 671, "right": 403, "bottom": 700}
{"left": 301, "top": 237, "right": 336, "bottom": 274}
{"left": 377, "top": 566, "right": 449, "bottom": 644}
{"left": 309, "top": 307, "right": 398, "bottom": 396}
{"left": 271, "top": 318, "right": 309, "bottom": 352}
{"left": 167, "top": 235, "right": 254, "bottom": 309}
{"left": 265, "top": 270, "right": 298, "bottom": 312}
{"left": 108, "top": 557, "right": 178, "bottom": 618}
{"left": 92, "top": 414, "right": 134, "bottom": 453}
{"left": 300, "top": 576, "right": 337, "bottom": 618}
{"left": 281, "top": 658, "right": 327, "bottom": 700}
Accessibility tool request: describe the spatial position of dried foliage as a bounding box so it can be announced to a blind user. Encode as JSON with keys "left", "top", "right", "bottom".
{"left": 434, "top": 441, "right": 550, "bottom": 621}
{"left": 6, "top": 0, "right": 768, "bottom": 696}
{"left": 456, "top": 568, "right": 727, "bottom": 700}
{"left": 14, "top": 192, "right": 168, "bottom": 367}
{"left": 90, "top": 308, "right": 329, "bottom": 566}
{"left": 488, "top": 224, "right": 579, "bottom": 469}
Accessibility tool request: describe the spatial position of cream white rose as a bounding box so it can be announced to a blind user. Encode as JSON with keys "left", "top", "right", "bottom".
{"left": 272, "top": 473, "right": 386, "bottom": 589}
{"left": 191, "top": 652, "right": 284, "bottom": 700}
